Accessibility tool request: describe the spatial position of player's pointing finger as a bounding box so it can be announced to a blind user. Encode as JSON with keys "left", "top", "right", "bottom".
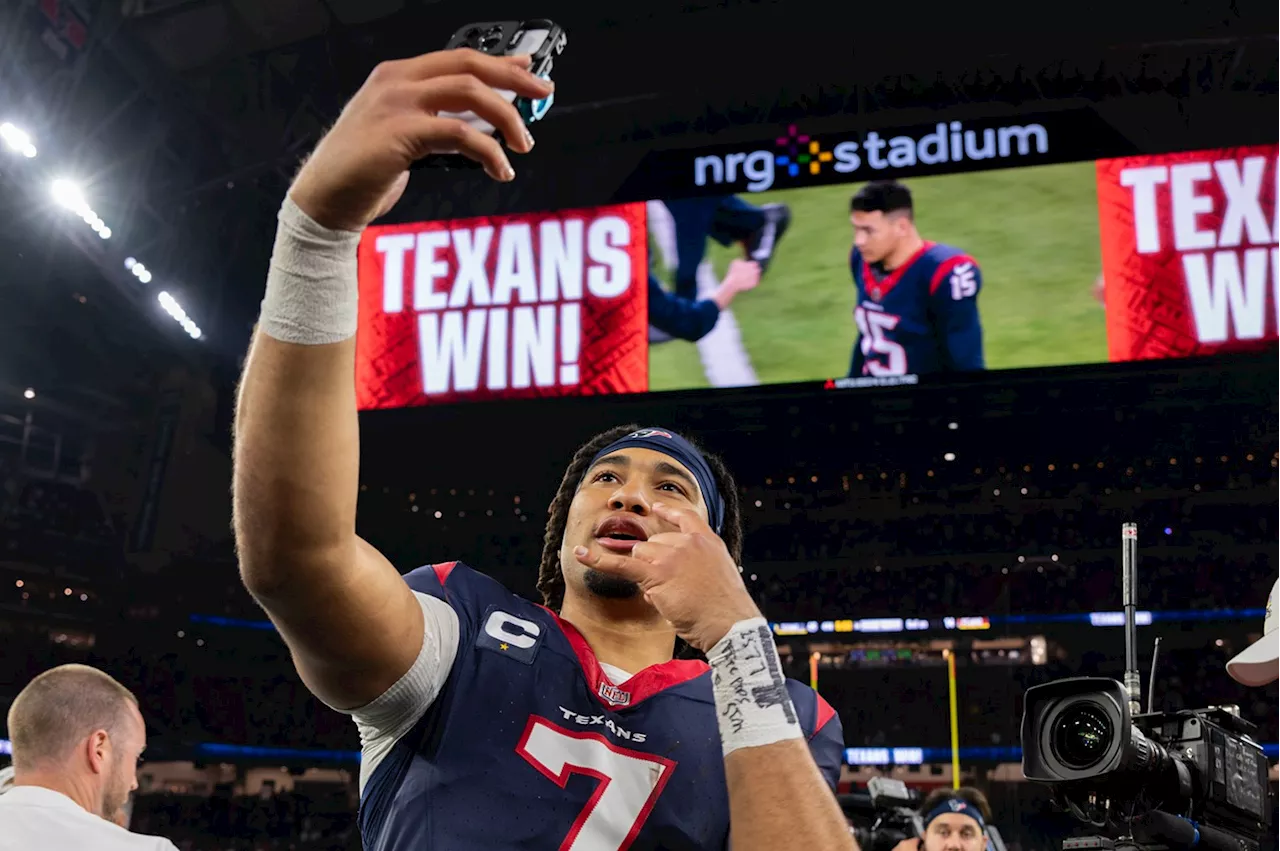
{"left": 651, "top": 502, "right": 706, "bottom": 535}
{"left": 573, "top": 546, "right": 648, "bottom": 583}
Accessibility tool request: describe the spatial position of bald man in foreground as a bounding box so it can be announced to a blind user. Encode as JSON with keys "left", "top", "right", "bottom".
{"left": 0, "top": 664, "right": 176, "bottom": 851}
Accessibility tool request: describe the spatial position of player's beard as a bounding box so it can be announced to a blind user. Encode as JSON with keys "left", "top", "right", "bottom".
{"left": 582, "top": 568, "right": 641, "bottom": 600}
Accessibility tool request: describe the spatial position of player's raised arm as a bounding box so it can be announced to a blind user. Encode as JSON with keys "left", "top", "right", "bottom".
{"left": 575, "top": 503, "right": 856, "bottom": 851}
{"left": 232, "top": 49, "right": 553, "bottom": 710}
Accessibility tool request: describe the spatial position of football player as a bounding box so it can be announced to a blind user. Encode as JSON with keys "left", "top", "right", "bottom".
{"left": 232, "top": 47, "right": 854, "bottom": 851}
{"left": 847, "top": 181, "right": 985, "bottom": 378}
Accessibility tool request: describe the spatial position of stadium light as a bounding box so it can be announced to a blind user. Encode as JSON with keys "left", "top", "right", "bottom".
{"left": 7, "top": 116, "right": 208, "bottom": 341}
{"left": 0, "top": 122, "right": 37, "bottom": 158}
{"left": 126, "top": 257, "right": 153, "bottom": 283}
{"left": 51, "top": 179, "right": 112, "bottom": 240}
{"left": 22, "top": 388, "right": 35, "bottom": 400}
{"left": 157, "top": 291, "right": 203, "bottom": 339}
{"left": 51, "top": 178, "right": 84, "bottom": 209}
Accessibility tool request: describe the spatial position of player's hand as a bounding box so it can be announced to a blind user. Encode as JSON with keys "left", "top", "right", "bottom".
{"left": 724, "top": 259, "right": 761, "bottom": 291}
{"left": 573, "top": 502, "right": 762, "bottom": 652}
{"left": 289, "top": 49, "right": 554, "bottom": 231}
{"left": 709, "top": 260, "right": 761, "bottom": 309}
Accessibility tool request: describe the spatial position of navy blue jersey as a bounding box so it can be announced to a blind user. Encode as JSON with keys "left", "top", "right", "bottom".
{"left": 848, "top": 241, "right": 985, "bottom": 377}
{"left": 361, "top": 562, "right": 844, "bottom": 851}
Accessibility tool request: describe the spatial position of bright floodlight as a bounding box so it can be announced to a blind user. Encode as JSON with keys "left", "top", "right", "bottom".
{"left": 22, "top": 388, "right": 35, "bottom": 400}
{"left": 51, "top": 179, "right": 86, "bottom": 211}
{"left": 0, "top": 123, "right": 36, "bottom": 158}
{"left": 124, "top": 257, "right": 136, "bottom": 270}
{"left": 158, "top": 291, "right": 203, "bottom": 340}
{"left": 51, "top": 179, "right": 112, "bottom": 238}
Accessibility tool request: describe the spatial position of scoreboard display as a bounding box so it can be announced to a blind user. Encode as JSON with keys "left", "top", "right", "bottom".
{"left": 355, "top": 134, "right": 1277, "bottom": 409}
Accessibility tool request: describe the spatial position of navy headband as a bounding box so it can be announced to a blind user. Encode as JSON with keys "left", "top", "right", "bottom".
{"left": 925, "top": 798, "right": 986, "bottom": 833}
{"left": 586, "top": 428, "right": 726, "bottom": 535}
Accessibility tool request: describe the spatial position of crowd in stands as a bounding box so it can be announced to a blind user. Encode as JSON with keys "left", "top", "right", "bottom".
{"left": 757, "top": 551, "right": 1276, "bottom": 622}
{"left": 95, "top": 443, "right": 1275, "bottom": 624}
{"left": 0, "top": 474, "right": 121, "bottom": 571}
{"left": 130, "top": 790, "right": 359, "bottom": 851}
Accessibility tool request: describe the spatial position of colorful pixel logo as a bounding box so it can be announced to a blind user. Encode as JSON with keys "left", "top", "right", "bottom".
{"left": 775, "top": 125, "right": 834, "bottom": 177}
{"left": 693, "top": 124, "right": 857, "bottom": 191}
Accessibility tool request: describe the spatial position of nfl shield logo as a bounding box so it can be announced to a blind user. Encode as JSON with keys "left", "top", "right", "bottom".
{"left": 869, "top": 287, "right": 882, "bottom": 302}
{"left": 598, "top": 682, "right": 632, "bottom": 706}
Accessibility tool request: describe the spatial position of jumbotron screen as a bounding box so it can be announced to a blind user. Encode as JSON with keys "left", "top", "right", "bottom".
{"left": 354, "top": 131, "right": 1278, "bottom": 409}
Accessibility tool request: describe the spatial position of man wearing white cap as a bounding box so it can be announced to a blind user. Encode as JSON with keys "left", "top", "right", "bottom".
{"left": 1226, "top": 579, "right": 1279, "bottom": 687}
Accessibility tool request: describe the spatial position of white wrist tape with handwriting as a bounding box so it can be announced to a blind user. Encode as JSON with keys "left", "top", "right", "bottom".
{"left": 708, "top": 616, "right": 804, "bottom": 756}
{"left": 259, "top": 195, "right": 362, "bottom": 345}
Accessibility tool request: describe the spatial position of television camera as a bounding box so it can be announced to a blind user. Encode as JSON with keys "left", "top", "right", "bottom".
{"left": 839, "top": 778, "right": 1009, "bottom": 851}
{"left": 1020, "top": 524, "right": 1273, "bottom": 851}
{"left": 840, "top": 777, "right": 926, "bottom": 851}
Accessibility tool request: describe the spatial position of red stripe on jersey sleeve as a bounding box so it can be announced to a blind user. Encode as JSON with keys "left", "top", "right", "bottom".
{"left": 929, "top": 254, "right": 977, "bottom": 296}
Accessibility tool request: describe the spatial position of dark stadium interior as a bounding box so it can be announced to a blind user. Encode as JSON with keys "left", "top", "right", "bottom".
{"left": 1, "top": 1, "right": 1278, "bottom": 850}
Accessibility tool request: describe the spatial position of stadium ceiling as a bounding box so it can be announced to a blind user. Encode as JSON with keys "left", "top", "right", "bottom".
{"left": 0, "top": 0, "right": 1274, "bottom": 408}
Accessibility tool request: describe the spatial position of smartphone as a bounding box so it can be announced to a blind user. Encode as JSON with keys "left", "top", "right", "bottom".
{"left": 417, "top": 20, "right": 566, "bottom": 170}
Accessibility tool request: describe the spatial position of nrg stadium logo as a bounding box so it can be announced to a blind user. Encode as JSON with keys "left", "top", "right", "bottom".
{"left": 693, "top": 121, "right": 1050, "bottom": 192}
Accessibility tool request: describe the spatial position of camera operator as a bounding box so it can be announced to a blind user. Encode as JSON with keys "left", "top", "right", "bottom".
{"left": 891, "top": 787, "right": 993, "bottom": 851}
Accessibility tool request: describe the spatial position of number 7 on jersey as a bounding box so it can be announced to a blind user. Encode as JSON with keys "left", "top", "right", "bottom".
{"left": 517, "top": 716, "right": 677, "bottom": 851}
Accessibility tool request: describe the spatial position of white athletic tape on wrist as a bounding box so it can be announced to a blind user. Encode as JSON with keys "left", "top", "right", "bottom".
{"left": 708, "top": 616, "right": 803, "bottom": 756}
{"left": 259, "top": 195, "right": 362, "bottom": 345}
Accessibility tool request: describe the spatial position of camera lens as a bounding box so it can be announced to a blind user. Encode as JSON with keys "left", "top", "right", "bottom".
{"left": 478, "top": 25, "right": 505, "bottom": 52}
{"left": 1051, "top": 702, "right": 1114, "bottom": 769}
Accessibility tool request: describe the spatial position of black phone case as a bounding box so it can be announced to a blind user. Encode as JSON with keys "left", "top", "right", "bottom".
{"left": 415, "top": 20, "right": 565, "bottom": 172}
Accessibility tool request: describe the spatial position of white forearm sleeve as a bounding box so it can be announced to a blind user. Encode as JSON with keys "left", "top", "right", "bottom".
{"left": 708, "top": 617, "right": 804, "bottom": 757}
{"left": 259, "top": 195, "right": 362, "bottom": 345}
